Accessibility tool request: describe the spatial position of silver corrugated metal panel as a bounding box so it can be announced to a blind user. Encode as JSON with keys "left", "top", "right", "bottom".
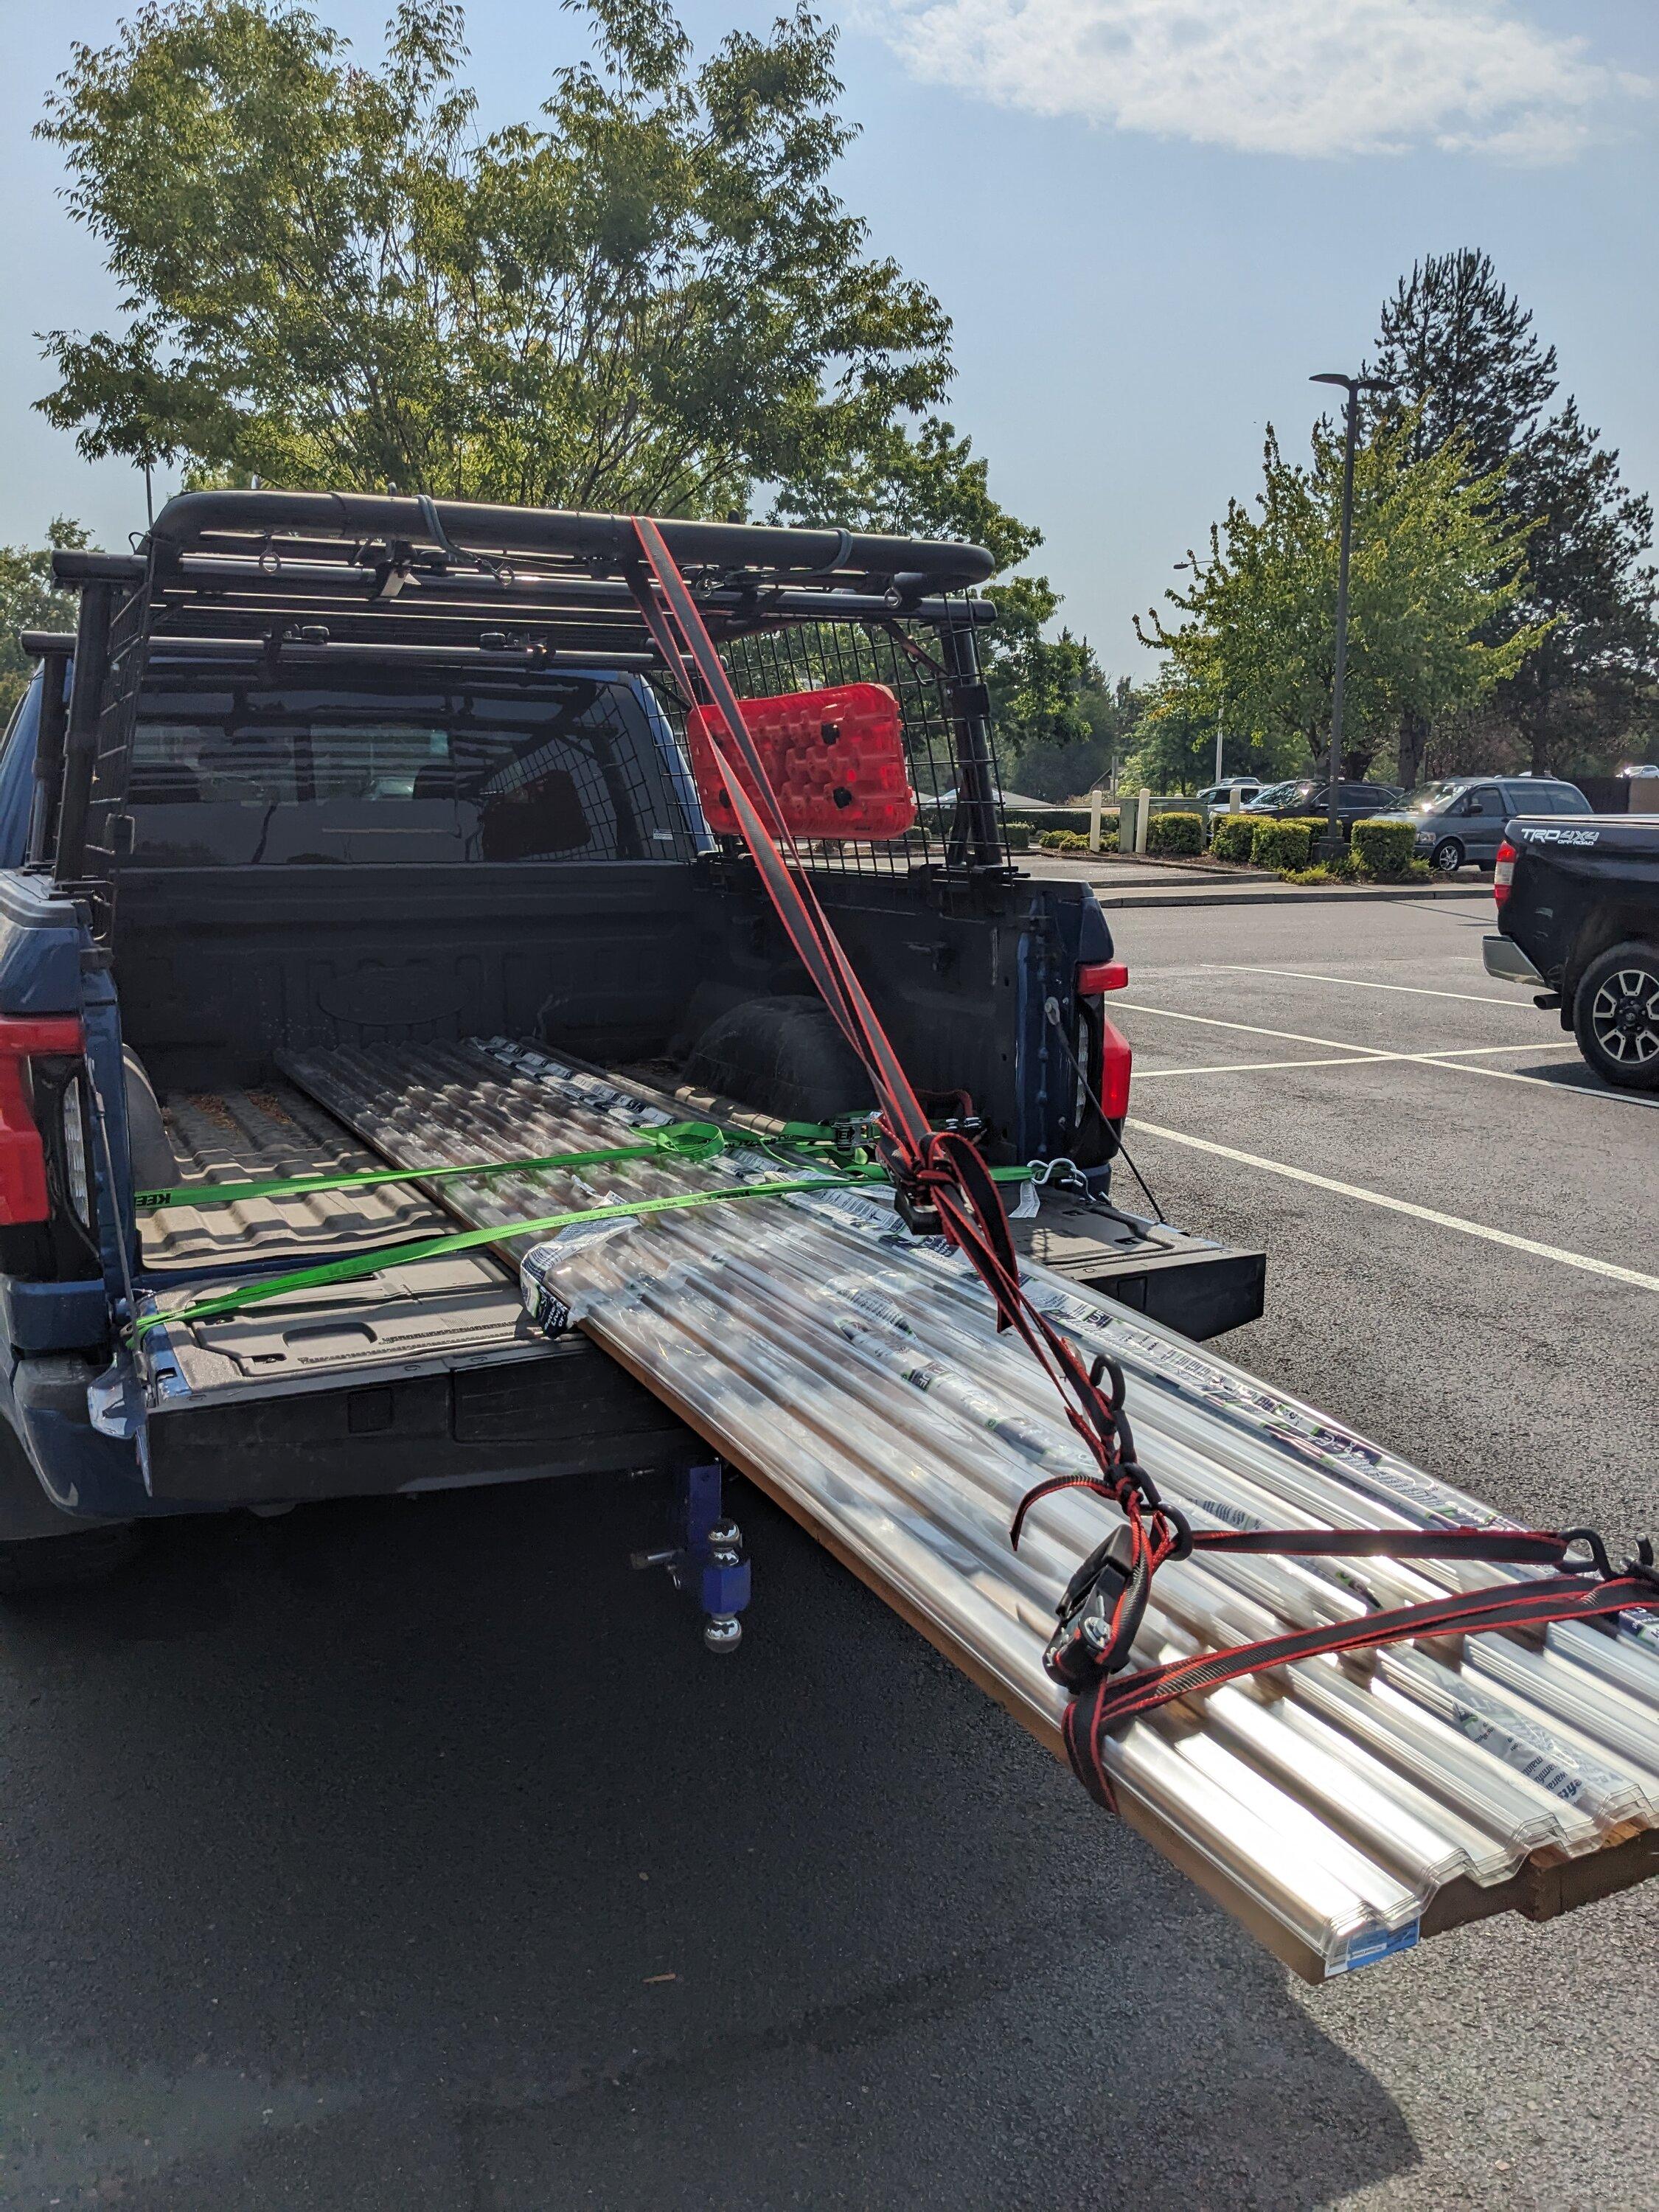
{"left": 269, "top": 1037, "right": 1659, "bottom": 1980}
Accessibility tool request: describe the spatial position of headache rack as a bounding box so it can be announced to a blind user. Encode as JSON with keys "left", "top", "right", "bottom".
{"left": 34, "top": 491, "right": 1016, "bottom": 937}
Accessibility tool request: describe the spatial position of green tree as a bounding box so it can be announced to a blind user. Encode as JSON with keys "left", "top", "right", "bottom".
{"left": 998, "top": 678, "right": 1147, "bottom": 803}
{"left": 1365, "top": 248, "right": 1656, "bottom": 778}
{"left": 1501, "top": 400, "right": 1658, "bottom": 775}
{"left": 1123, "top": 676, "right": 1298, "bottom": 796}
{"left": 1137, "top": 415, "right": 1543, "bottom": 780}
{"left": 35, "top": 0, "right": 1027, "bottom": 551}
{"left": 980, "top": 576, "right": 1097, "bottom": 760}
{"left": 772, "top": 416, "right": 1037, "bottom": 572}
{"left": 0, "top": 520, "right": 92, "bottom": 725}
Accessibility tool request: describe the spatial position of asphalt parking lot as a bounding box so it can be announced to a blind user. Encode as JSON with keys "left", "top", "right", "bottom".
{"left": 1, "top": 896, "right": 1655, "bottom": 2211}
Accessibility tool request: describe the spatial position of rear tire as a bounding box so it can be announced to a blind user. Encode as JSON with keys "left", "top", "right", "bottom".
{"left": 1573, "top": 942, "right": 1659, "bottom": 1092}
{"left": 0, "top": 1523, "right": 138, "bottom": 1597}
{"left": 1429, "top": 838, "right": 1464, "bottom": 874}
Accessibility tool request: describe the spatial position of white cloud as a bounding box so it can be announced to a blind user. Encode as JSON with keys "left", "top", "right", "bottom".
{"left": 869, "top": 0, "right": 1645, "bottom": 162}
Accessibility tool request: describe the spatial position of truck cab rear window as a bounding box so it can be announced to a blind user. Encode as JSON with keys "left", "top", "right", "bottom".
{"left": 125, "top": 669, "right": 684, "bottom": 865}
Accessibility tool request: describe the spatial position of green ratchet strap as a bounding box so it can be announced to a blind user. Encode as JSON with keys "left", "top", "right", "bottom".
{"left": 127, "top": 1156, "right": 1037, "bottom": 1347}
{"left": 128, "top": 1168, "right": 871, "bottom": 1344}
{"left": 132, "top": 1121, "right": 730, "bottom": 1212}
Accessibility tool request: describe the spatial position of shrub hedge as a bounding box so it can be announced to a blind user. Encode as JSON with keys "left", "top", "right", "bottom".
{"left": 1279, "top": 857, "right": 1357, "bottom": 886}
{"left": 1250, "top": 818, "right": 1312, "bottom": 871}
{"left": 1350, "top": 818, "right": 1417, "bottom": 880}
{"left": 1148, "top": 810, "right": 1203, "bottom": 855}
{"left": 1037, "top": 826, "right": 1119, "bottom": 853}
{"left": 1208, "top": 813, "right": 1256, "bottom": 862}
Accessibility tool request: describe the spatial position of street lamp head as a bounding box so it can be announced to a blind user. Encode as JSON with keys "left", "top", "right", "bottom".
{"left": 1311, "top": 370, "right": 1393, "bottom": 394}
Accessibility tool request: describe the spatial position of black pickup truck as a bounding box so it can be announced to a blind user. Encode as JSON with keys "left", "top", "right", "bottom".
{"left": 1486, "top": 813, "right": 1659, "bottom": 1089}
{"left": 0, "top": 492, "right": 1261, "bottom": 1591}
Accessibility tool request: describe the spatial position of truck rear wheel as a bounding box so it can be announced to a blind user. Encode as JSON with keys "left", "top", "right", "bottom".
{"left": 1573, "top": 942, "right": 1659, "bottom": 1092}
{"left": 0, "top": 1524, "right": 138, "bottom": 1598}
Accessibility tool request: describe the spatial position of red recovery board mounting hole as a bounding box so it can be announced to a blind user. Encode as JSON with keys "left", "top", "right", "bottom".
{"left": 684, "top": 682, "right": 917, "bottom": 841}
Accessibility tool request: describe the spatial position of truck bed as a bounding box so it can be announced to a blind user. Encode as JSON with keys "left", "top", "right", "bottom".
{"left": 141, "top": 1055, "right": 1258, "bottom": 1410}
{"left": 142, "top": 1079, "right": 544, "bottom": 1400}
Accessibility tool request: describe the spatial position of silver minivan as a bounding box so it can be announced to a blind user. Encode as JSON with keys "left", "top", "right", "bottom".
{"left": 1380, "top": 776, "right": 1592, "bottom": 873}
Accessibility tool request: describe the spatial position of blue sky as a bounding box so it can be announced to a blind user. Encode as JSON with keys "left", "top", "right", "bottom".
{"left": 0, "top": 0, "right": 1653, "bottom": 672}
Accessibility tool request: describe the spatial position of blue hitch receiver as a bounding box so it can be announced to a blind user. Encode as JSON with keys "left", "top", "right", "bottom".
{"left": 630, "top": 1460, "right": 751, "bottom": 1652}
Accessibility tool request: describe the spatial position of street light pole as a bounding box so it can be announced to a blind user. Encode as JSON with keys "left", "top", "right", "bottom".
{"left": 1310, "top": 370, "right": 1382, "bottom": 865}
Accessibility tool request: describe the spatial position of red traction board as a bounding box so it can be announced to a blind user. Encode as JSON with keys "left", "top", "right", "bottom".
{"left": 684, "top": 683, "right": 917, "bottom": 841}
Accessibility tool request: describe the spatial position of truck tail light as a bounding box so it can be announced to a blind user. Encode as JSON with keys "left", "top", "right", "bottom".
{"left": 1099, "top": 1015, "right": 1133, "bottom": 1121}
{"left": 1494, "top": 841, "right": 1516, "bottom": 908}
{"left": 1078, "top": 960, "right": 1128, "bottom": 995}
{"left": 0, "top": 1016, "right": 84, "bottom": 1225}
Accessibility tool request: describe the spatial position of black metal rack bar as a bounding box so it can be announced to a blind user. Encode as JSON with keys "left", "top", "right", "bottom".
{"left": 139, "top": 490, "right": 995, "bottom": 596}
{"left": 32, "top": 493, "right": 1017, "bottom": 915}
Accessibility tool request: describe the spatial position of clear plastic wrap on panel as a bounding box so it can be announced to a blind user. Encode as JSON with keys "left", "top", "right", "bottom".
{"left": 274, "top": 1039, "right": 1659, "bottom": 1977}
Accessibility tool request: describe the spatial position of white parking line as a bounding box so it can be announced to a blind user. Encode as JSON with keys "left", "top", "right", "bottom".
{"left": 1117, "top": 1002, "right": 1388, "bottom": 1056}
{"left": 1133, "top": 1043, "right": 1580, "bottom": 1082}
{"left": 1133, "top": 1055, "right": 1382, "bottom": 1080}
{"left": 1204, "top": 962, "right": 1531, "bottom": 1009}
{"left": 1116, "top": 1001, "right": 1657, "bottom": 1107}
{"left": 1125, "top": 1121, "right": 1659, "bottom": 1292}
{"left": 1425, "top": 1042, "right": 1580, "bottom": 1057}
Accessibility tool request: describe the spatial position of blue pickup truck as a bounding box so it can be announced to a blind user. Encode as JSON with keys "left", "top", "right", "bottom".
{"left": 0, "top": 492, "right": 1261, "bottom": 1592}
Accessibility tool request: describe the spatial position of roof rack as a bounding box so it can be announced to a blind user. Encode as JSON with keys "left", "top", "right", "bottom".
{"left": 36, "top": 493, "right": 1012, "bottom": 933}
{"left": 52, "top": 491, "right": 996, "bottom": 662}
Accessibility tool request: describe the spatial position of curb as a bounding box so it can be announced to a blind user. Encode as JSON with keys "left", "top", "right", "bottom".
{"left": 1089, "top": 883, "right": 1495, "bottom": 911}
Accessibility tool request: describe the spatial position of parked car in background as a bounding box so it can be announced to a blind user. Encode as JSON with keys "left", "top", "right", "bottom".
{"left": 1374, "top": 775, "right": 1591, "bottom": 874}
{"left": 1242, "top": 779, "right": 1403, "bottom": 832}
{"left": 1195, "top": 777, "right": 1261, "bottom": 815}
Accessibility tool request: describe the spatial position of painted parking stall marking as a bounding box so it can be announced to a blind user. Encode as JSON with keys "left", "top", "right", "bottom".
{"left": 1203, "top": 962, "right": 1537, "bottom": 1008}
{"left": 1115, "top": 1000, "right": 1659, "bottom": 1110}
{"left": 1124, "top": 1121, "right": 1659, "bottom": 1294}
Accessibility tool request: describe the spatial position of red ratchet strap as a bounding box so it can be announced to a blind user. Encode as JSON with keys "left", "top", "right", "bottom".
{"left": 1064, "top": 1534, "right": 1659, "bottom": 1814}
{"left": 1025, "top": 1354, "right": 1658, "bottom": 1807}
{"left": 623, "top": 520, "right": 1659, "bottom": 1812}
{"left": 625, "top": 518, "right": 1182, "bottom": 1633}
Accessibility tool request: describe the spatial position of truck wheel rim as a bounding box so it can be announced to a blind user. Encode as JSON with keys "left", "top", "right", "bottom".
{"left": 1590, "top": 969, "right": 1659, "bottom": 1065}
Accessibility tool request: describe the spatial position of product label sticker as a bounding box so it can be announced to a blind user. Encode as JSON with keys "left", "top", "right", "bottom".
{"left": 1332, "top": 1920, "right": 1419, "bottom": 1975}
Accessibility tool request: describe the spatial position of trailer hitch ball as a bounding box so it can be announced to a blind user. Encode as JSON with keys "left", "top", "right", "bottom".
{"left": 631, "top": 1461, "right": 753, "bottom": 1654}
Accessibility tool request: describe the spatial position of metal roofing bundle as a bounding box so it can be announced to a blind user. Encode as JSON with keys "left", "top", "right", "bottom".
{"left": 265, "top": 1037, "right": 1659, "bottom": 1983}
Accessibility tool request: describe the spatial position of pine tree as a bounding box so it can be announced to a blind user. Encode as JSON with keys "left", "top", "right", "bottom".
{"left": 1363, "top": 249, "right": 1655, "bottom": 780}
{"left": 1367, "top": 250, "right": 1557, "bottom": 478}
{"left": 1504, "top": 401, "right": 1658, "bottom": 773}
